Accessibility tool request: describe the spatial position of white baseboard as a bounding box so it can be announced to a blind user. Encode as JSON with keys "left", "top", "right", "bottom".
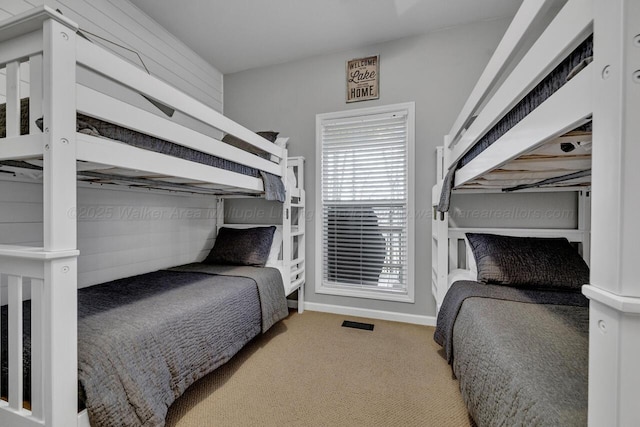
{"left": 300, "top": 302, "right": 436, "bottom": 326}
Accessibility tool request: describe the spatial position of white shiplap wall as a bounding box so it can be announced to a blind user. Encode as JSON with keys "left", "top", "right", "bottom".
{"left": 0, "top": 178, "right": 217, "bottom": 288}
{"left": 1, "top": 0, "right": 224, "bottom": 112}
{"left": 0, "top": 0, "right": 40, "bottom": 17}
{"left": 53, "top": 0, "right": 223, "bottom": 111}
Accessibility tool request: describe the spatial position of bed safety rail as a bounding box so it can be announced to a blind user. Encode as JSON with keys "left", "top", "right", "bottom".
{"left": 0, "top": 246, "right": 79, "bottom": 427}
{"left": 444, "top": 0, "right": 593, "bottom": 186}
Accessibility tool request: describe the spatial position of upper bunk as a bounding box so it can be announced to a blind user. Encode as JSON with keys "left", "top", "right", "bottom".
{"left": 436, "top": 0, "right": 593, "bottom": 202}
{"left": 0, "top": 7, "right": 293, "bottom": 200}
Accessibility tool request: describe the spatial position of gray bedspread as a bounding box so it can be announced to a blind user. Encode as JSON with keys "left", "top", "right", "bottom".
{"left": 434, "top": 280, "right": 588, "bottom": 363}
{"left": 167, "top": 263, "right": 289, "bottom": 332}
{"left": 4, "top": 265, "right": 287, "bottom": 427}
{"left": 77, "top": 265, "right": 288, "bottom": 427}
{"left": 434, "top": 281, "right": 589, "bottom": 426}
{"left": 259, "top": 170, "right": 286, "bottom": 203}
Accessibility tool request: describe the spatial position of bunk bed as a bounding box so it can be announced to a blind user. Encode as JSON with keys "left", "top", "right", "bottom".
{"left": 0, "top": 6, "right": 305, "bottom": 427}
{"left": 431, "top": 0, "right": 640, "bottom": 425}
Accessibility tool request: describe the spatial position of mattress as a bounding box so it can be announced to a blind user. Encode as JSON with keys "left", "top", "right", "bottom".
{"left": 1, "top": 264, "right": 288, "bottom": 427}
{"left": 434, "top": 281, "right": 588, "bottom": 427}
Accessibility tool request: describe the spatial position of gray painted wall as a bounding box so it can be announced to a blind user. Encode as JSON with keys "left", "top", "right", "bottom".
{"left": 224, "top": 18, "right": 575, "bottom": 318}
{"left": 449, "top": 192, "right": 578, "bottom": 229}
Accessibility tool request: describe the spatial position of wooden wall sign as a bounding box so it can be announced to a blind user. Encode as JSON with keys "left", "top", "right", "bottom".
{"left": 346, "top": 55, "right": 379, "bottom": 103}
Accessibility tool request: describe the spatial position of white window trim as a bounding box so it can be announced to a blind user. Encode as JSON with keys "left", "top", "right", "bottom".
{"left": 315, "top": 102, "right": 415, "bottom": 303}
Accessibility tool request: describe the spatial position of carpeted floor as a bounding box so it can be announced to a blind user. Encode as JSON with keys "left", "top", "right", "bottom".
{"left": 166, "top": 310, "right": 474, "bottom": 427}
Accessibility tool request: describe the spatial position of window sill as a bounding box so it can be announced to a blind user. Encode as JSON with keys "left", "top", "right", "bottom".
{"left": 316, "top": 282, "right": 415, "bottom": 303}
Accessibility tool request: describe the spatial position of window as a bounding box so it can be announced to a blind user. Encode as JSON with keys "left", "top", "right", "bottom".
{"left": 315, "top": 103, "right": 414, "bottom": 302}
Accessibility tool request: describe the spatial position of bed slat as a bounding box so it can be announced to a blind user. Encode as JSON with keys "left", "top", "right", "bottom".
{"left": 28, "top": 54, "right": 43, "bottom": 135}
{"left": 29, "top": 278, "right": 44, "bottom": 420}
{"left": 5, "top": 61, "right": 21, "bottom": 138}
{"left": 8, "top": 274, "right": 24, "bottom": 411}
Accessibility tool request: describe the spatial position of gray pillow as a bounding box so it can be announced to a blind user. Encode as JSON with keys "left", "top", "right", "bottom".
{"left": 465, "top": 233, "right": 589, "bottom": 290}
{"left": 204, "top": 226, "right": 276, "bottom": 267}
{"left": 221, "top": 131, "right": 279, "bottom": 159}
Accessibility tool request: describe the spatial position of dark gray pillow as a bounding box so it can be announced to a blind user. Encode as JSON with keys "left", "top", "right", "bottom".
{"left": 204, "top": 226, "right": 276, "bottom": 267}
{"left": 221, "top": 131, "right": 279, "bottom": 159}
{"left": 465, "top": 233, "right": 589, "bottom": 290}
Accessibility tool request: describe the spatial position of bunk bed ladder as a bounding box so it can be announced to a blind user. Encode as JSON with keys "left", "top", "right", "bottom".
{"left": 287, "top": 157, "right": 306, "bottom": 313}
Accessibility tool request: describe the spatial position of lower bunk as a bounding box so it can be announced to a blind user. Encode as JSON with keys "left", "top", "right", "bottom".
{"left": 434, "top": 232, "right": 590, "bottom": 426}
{"left": 1, "top": 263, "right": 288, "bottom": 427}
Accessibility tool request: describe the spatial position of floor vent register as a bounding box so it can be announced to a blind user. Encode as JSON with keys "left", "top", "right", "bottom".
{"left": 341, "top": 320, "right": 374, "bottom": 331}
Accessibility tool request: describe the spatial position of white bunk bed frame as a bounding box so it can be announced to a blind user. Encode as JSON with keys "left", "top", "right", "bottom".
{"left": 0, "top": 7, "right": 305, "bottom": 427}
{"left": 432, "top": 0, "right": 640, "bottom": 425}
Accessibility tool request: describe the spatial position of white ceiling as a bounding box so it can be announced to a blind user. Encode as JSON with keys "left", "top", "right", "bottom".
{"left": 129, "top": 0, "right": 523, "bottom": 75}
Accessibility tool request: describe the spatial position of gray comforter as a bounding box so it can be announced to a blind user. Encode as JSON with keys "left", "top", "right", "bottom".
{"left": 77, "top": 265, "right": 287, "bottom": 427}
{"left": 434, "top": 281, "right": 589, "bottom": 426}
{"left": 167, "top": 263, "right": 289, "bottom": 332}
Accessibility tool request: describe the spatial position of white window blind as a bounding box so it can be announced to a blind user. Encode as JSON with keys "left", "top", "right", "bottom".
{"left": 319, "top": 106, "right": 412, "bottom": 298}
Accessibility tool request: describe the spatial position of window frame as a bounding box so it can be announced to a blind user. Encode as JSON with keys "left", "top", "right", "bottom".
{"left": 315, "top": 102, "right": 415, "bottom": 303}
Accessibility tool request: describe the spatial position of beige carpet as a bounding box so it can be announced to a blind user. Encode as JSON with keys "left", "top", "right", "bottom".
{"left": 166, "top": 310, "right": 473, "bottom": 427}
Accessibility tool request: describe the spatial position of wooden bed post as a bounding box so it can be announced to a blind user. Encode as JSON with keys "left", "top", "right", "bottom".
{"left": 583, "top": 0, "right": 640, "bottom": 425}
{"left": 41, "top": 15, "right": 79, "bottom": 427}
